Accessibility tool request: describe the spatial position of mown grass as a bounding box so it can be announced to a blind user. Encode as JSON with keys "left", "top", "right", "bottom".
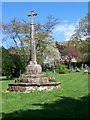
{"left": 0, "top": 71, "right": 89, "bottom": 119}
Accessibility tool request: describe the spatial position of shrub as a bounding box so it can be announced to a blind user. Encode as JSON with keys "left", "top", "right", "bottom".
{"left": 2, "top": 47, "right": 24, "bottom": 79}
{"left": 56, "top": 64, "right": 69, "bottom": 74}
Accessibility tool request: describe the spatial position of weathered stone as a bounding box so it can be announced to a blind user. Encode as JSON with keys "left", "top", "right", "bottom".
{"left": 8, "top": 82, "right": 61, "bottom": 92}
{"left": 26, "top": 62, "right": 42, "bottom": 74}
{"left": 21, "top": 73, "right": 48, "bottom": 78}
{"left": 8, "top": 11, "right": 61, "bottom": 92}
{"left": 19, "top": 77, "right": 50, "bottom": 83}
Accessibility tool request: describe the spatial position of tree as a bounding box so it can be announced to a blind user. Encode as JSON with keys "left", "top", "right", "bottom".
{"left": 70, "top": 14, "right": 89, "bottom": 41}
{"left": 2, "top": 15, "right": 60, "bottom": 75}
{"left": 62, "top": 43, "right": 81, "bottom": 60}
{"left": 35, "top": 15, "right": 60, "bottom": 65}
{"left": 80, "top": 38, "right": 90, "bottom": 65}
{"left": 43, "top": 43, "right": 61, "bottom": 65}
{"left": 70, "top": 14, "right": 89, "bottom": 54}
{"left": 2, "top": 47, "right": 15, "bottom": 79}
{"left": 2, "top": 18, "right": 30, "bottom": 48}
{"left": 55, "top": 41, "right": 64, "bottom": 54}
{"left": 2, "top": 18, "right": 31, "bottom": 70}
{"left": 60, "top": 42, "right": 82, "bottom": 68}
{"left": 70, "top": 14, "right": 90, "bottom": 65}
{"left": 2, "top": 47, "right": 25, "bottom": 79}
{"left": 2, "top": 15, "right": 59, "bottom": 48}
{"left": 8, "top": 47, "right": 30, "bottom": 72}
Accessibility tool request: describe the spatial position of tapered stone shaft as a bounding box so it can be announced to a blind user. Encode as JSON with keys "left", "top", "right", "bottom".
{"left": 27, "top": 11, "right": 42, "bottom": 74}
{"left": 28, "top": 11, "right": 37, "bottom": 64}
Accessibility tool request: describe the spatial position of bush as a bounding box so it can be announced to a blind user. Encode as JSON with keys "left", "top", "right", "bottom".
{"left": 56, "top": 64, "right": 69, "bottom": 74}
{"left": 2, "top": 47, "right": 24, "bottom": 79}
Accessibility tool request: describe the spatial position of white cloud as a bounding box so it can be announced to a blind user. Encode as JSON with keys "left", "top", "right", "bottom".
{"left": 53, "top": 21, "right": 76, "bottom": 41}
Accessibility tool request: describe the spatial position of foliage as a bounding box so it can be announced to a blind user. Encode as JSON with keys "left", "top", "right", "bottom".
{"left": 2, "top": 47, "right": 24, "bottom": 79}
{"left": 2, "top": 16, "right": 60, "bottom": 67}
{"left": 61, "top": 42, "right": 82, "bottom": 63}
{"left": 70, "top": 14, "right": 90, "bottom": 65}
{"left": 43, "top": 43, "right": 61, "bottom": 65}
{"left": 71, "top": 38, "right": 90, "bottom": 65}
{"left": 55, "top": 41, "right": 64, "bottom": 54}
{"left": 56, "top": 64, "right": 69, "bottom": 74}
{"left": 82, "top": 53, "right": 90, "bottom": 65}
{"left": 2, "top": 47, "right": 15, "bottom": 79}
{"left": 8, "top": 47, "right": 30, "bottom": 70}
{"left": 2, "top": 16, "right": 59, "bottom": 48}
{"left": 35, "top": 16, "right": 60, "bottom": 65}
{"left": 79, "top": 38, "right": 90, "bottom": 65}
{"left": 2, "top": 18, "right": 30, "bottom": 48}
{"left": 70, "top": 14, "right": 89, "bottom": 41}
{"left": 2, "top": 18, "right": 31, "bottom": 76}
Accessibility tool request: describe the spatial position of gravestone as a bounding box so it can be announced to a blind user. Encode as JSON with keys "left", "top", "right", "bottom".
{"left": 8, "top": 11, "right": 61, "bottom": 92}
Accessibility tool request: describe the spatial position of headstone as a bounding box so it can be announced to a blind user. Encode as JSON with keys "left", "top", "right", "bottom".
{"left": 84, "top": 64, "right": 89, "bottom": 74}
{"left": 81, "top": 64, "right": 84, "bottom": 70}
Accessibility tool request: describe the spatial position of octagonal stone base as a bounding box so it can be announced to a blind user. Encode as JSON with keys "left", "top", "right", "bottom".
{"left": 8, "top": 61, "right": 61, "bottom": 92}
{"left": 26, "top": 61, "right": 42, "bottom": 74}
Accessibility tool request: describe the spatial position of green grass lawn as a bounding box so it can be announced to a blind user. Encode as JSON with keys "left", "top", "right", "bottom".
{"left": 0, "top": 71, "right": 89, "bottom": 119}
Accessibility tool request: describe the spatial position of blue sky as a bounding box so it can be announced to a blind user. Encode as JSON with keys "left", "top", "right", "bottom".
{"left": 2, "top": 2, "right": 88, "bottom": 47}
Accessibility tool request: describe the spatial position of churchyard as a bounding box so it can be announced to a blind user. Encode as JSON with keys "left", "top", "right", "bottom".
{"left": 1, "top": 71, "right": 88, "bottom": 119}
{"left": 1, "top": 3, "right": 89, "bottom": 119}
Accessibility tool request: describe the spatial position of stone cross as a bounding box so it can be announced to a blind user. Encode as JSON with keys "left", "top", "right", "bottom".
{"left": 26, "top": 11, "right": 42, "bottom": 74}
{"left": 28, "top": 11, "right": 37, "bottom": 64}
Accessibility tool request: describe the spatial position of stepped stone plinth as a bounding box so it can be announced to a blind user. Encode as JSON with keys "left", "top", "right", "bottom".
{"left": 8, "top": 66, "right": 61, "bottom": 92}
{"left": 8, "top": 62, "right": 61, "bottom": 92}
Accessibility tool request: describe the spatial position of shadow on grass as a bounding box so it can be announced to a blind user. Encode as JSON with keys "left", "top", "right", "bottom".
{"left": 2, "top": 94, "right": 89, "bottom": 120}
{"left": 0, "top": 79, "right": 14, "bottom": 82}
{"left": 0, "top": 77, "right": 13, "bottom": 81}
{"left": 0, "top": 77, "right": 7, "bottom": 81}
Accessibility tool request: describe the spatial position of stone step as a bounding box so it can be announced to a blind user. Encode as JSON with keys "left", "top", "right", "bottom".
{"left": 21, "top": 73, "right": 48, "bottom": 78}
{"left": 9, "top": 82, "right": 61, "bottom": 86}
{"left": 8, "top": 82, "right": 61, "bottom": 92}
{"left": 16, "top": 76, "right": 51, "bottom": 83}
